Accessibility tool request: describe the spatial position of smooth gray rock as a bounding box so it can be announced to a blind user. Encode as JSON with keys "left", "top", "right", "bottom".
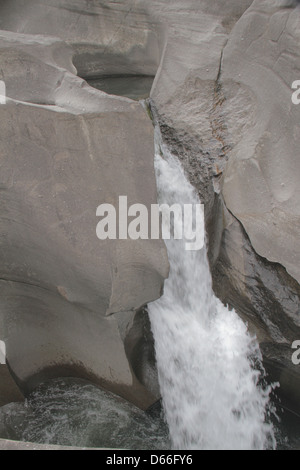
{"left": 221, "top": 0, "right": 300, "bottom": 285}
{"left": 0, "top": 0, "right": 254, "bottom": 213}
{"left": 209, "top": 0, "right": 300, "bottom": 412}
{"left": 0, "top": 0, "right": 161, "bottom": 79}
{"left": 0, "top": 30, "right": 168, "bottom": 409}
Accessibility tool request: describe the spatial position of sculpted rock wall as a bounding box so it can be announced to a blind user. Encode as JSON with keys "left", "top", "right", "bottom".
{"left": 221, "top": 0, "right": 300, "bottom": 285}
{"left": 148, "top": 0, "right": 300, "bottom": 410}
{"left": 0, "top": 0, "right": 161, "bottom": 78}
{"left": 0, "top": 28, "right": 168, "bottom": 409}
{"left": 213, "top": 0, "right": 300, "bottom": 411}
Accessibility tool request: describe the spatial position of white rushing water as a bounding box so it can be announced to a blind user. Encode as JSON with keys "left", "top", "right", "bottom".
{"left": 148, "top": 129, "right": 277, "bottom": 450}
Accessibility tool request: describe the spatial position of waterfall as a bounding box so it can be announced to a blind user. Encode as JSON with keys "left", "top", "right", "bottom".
{"left": 148, "top": 128, "right": 277, "bottom": 450}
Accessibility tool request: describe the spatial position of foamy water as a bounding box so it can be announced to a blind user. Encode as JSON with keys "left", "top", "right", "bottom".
{"left": 148, "top": 129, "right": 277, "bottom": 450}
{"left": 0, "top": 378, "right": 170, "bottom": 449}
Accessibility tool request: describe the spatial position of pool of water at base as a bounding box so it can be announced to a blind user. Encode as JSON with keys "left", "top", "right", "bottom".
{"left": 0, "top": 378, "right": 170, "bottom": 450}
{"left": 0, "top": 377, "right": 299, "bottom": 450}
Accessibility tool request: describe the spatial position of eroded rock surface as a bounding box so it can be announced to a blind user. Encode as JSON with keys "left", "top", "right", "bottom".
{"left": 221, "top": 0, "right": 300, "bottom": 285}
{"left": 0, "top": 0, "right": 299, "bottom": 414}
{"left": 0, "top": 28, "right": 168, "bottom": 409}
{"left": 213, "top": 0, "right": 300, "bottom": 411}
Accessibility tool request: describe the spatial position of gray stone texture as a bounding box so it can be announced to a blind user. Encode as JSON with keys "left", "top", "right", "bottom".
{"left": 0, "top": 21, "right": 169, "bottom": 409}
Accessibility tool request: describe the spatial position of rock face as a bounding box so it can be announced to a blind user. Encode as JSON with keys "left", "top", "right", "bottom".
{"left": 0, "top": 27, "right": 168, "bottom": 409}
{"left": 213, "top": 0, "right": 300, "bottom": 411}
{"left": 221, "top": 0, "right": 300, "bottom": 286}
{"left": 0, "top": 0, "right": 299, "bottom": 415}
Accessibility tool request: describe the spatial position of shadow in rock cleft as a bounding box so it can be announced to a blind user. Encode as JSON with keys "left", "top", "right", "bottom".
{"left": 84, "top": 74, "right": 155, "bottom": 101}
{"left": 72, "top": 31, "right": 160, "bottom": 101}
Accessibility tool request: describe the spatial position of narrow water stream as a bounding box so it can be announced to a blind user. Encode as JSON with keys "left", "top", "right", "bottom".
{"left": 148, "top": 128, "right": 278, "bottom": 450}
